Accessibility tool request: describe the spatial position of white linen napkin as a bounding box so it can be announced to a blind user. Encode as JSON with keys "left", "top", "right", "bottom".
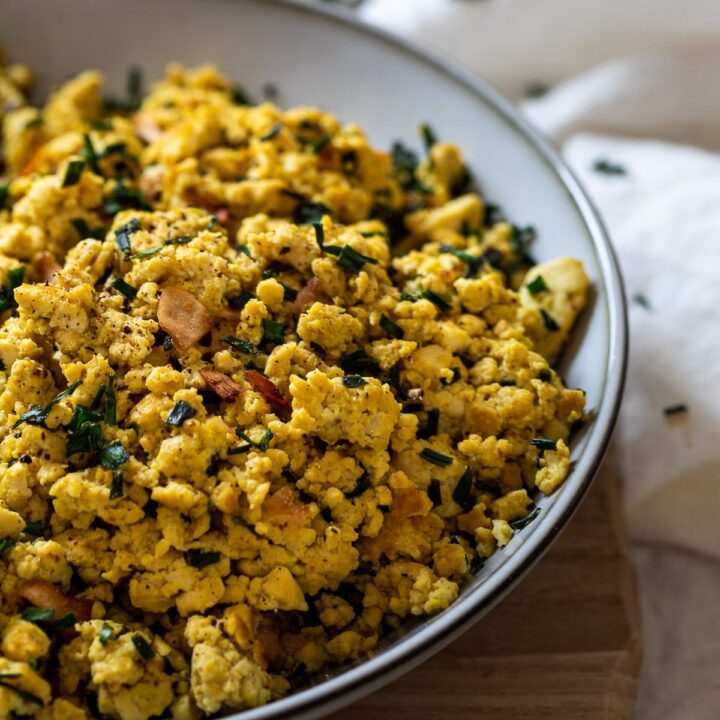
{"left": 357, "top": 1, "right": 720, "bottom": 717}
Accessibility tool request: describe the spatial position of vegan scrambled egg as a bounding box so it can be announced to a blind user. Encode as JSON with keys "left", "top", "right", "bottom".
{"left": 0, "top": 56, "right": 588, "bottom": 719}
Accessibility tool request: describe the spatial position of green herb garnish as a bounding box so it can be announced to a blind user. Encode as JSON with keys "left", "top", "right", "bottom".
{"left": 293, "top": 200, "right": 331, "bottom": 226}
{"left": 340, "top": 348, "right": 379, "bottom": 375}
{"left": 111, "top": 278, "right": 138, "bottom": 300}
{"left": 452, "top": 467, "right": 474, "bottom": 511}
{"left": 80, "top": 134, "right": 100, "bottom": 174}
{"left": 103, "top": 182, "right": 151, "bottom": 215}
{"left": 419, "top": 123, "right": 437, "bottom": 153}
{"left": 237, "top": 428, "right": 273, "bottom": 451}
{"left": 391, "top": 142, "right": 421, "bottom": 191}
{"left": 105, "top": 375, "right": 117, "bottom": 426}
{"left": 510, "top": 224, "right": 537, "bottom": 265}
{"left": 133, "top": 234, "right": 193, "bottom": 259}
{"left": 526, "top": 275, "right": 549, "bottom": 296}
{"left": 114, "top": 218, "right": 141, "bottom": 258}
{"left": 99, "top": 622, "right": 113, "bottom": 645}
{"left": 379, "top": 314, "right": 404, "bottom": 339}
{"left": 310, "top": 134, "right": 331, "bottom": 154}
{"left": 51, "top": 612, "right": 77, "bottom": 633}
{"left": 419, "top": 448, "right": 453, "bottom": 468}
{"left": 439, "top": 244, "right": 482, "bottom": 276}
{"left": 509, "top": 506, "right": 541, "bottom": 531}
{"left": 13, "top": 379, "right": 82, "bottom": 429}
{"left": 633, "top": 292, "right": 651, "bottom": 310}
{"left": 346, "top": 472, "right": 372, "bottom": 499}
{"left": 21, "top": 607, "right": 55, "bottom": 623}
{"left": 342, "top": 375, "right": 366, "bottom": 389}
{"left": 663, "top": 404, "right": 688, "bottom": 417}
{"left": 99, "top": 440, "right": 129, "bottom": 470}
{"left": 421, "top": 289, "right": 451, "bottom": 311}
{"left": 540, "top": 308, "right": 559, "bottom": 331}
{"left": 224, "top": 335, "right": 260, "bottom": 355}
{"left": 231, "top": 85, "right": 253, "bottom": 105}
{"left": 530, "top": 437, "right": 557, "bottom": 451}
{"left": 313, "top": 222, "right": 325, "bottom": 249}
{"left": 66, "top": 406, "right": 104, "bottom": 456}
{"left": 418, "top": 408, "right": 439, "bottom": 440}
{"left": 131, "top": 634, "right": 155, "bottom": 661}
{"left": 262, "top": 319, "right": 285, "bottom": 344}
{"left": 109, "top": 472, "right": 124, "bottom": 499}
{"left": 187, "top": 549, "right": 222, "bottom": 569}
{"left": 23, "top": 520, "right": 43, "bottom": 536}
{"left": 427, "top": 479, "right": 442, "bottom": 507}
{"left": 0, "top": 182, "right": 8, "bottom": 208}
{"left": 0, "top": 266, "right": 25, "bottom": 312}
{"left": 260, "top": 123, "right": 282, "bottom": 141}
{"left": 165, "top": 400, "right": 196, "bottom": 427}
{"left": 0, "top": 538, "right": 15, "bottom": 554}
{"left": 69, "top": 217, "right": 102, "bottom": 240}
{"left": 592, "top": 159, "right": 627, "bottom": 176}
{"left": 227, "top": 292, "right": 253, "bottom": 309}
{"left": 62, "top": 159, "right": 85, "bottom": 188}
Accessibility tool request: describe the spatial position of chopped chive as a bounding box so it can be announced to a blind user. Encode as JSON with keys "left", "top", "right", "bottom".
{"left": 224, "top": 335, "right": 260, "bottom": 355}
{"left": 293, "top": 200, "right": 331, "bottom": 226}
{"left": 237, "top": 244, "right": 253, "bottom": 259}
{"left": 227, "top": 292, "right": 253, "bottom": 309}
{"left": 70, "top": 217, "right": 101, "bottom": 240}
{"left": 346, "top": 472, "right": 372, "bottom": 499}
{"left": 0, "top": 538, "right": 15, "bottom": 554}
{"left": 103, "top": 182, "right": 151, "bottom": 215}
{"left": 66, "top": 406, "right": 104, "bottom": 456}
{"left": 526, "top": 275, "right": 549, "bottom": 296}
{"left": 165, "top": 400, "right": 196, "bottom": 427}
{"left": 0, "top": 678, "right": 45, "bottom": 706}
{"left": 132, "top": 246, "right": 163, "bottom": 259}
{"left": 342, "top": 375, "right": 366, "bottom": 389}
{"left": 310, "top": 134, "right": 331, "bottom": 154}
{"left": 111, "top": 278, "right": 137, "bottom": 300}
{"left": 99, "top": 440, "right": 129, "bottom": 470}
{"left": 228, "top": 444, "right": 251, "bottom": 455}
{"left": 498, "top": 378, "right": 516, "bottom": 387}
{"left": 51, "top": 612, "right": 76, "bottom": 633}
{"left": 452, "top": 466, "right": 475, "bottom": 511}
{"left": 187, "top": 549, "right": 222, "bottom": 568}
{"left": 262, "top": 319, "right": 285, "bottom": 344}
{"left": 114, "top": 218, "right": 141, "bottom": 258}
{"left": 418, "top": 408, "right": 439, "bottom": 440}
{"left": 427, "top": 479, "right": 442, "bottom": 507}
{"left": 326, "top": 244, "right": 378, "bottom": 273}
{"left": 313, "top": 222, "right": 324, "bottom": 249}
{"left": 540, "top": 308, "right": 559, "bottom": 331}
{"left": 260, "top": 123, "right": 282, "bottom": 141}
{"left": 420, "top": 289, "right": 451, "bottom": 311}
{"left": 509, "top": 506, "right": 541, "bottom": 531}
{"left": 592, "top": 158, "right": 627, "bottom": 176}
{"left": 279, "top": 283, "right": 298, "bottom": 302}
{"left": 109, "top": 472, "right": 124, "bottom": 499}
{"left": 340, "top": 348, "right": 379, "bottom": 375}
{"left": 13, "top": 379, "right": 82, "bottom": 429}
{"left": 663, "top": 404, "right": 688, "bottom": 417}
{"left": 538, "top": 368, "right": 552, "bottom": 382}
{"left": 62, "top": 159, "right": 85, "bottom": 187}
{"left": 127, "top": 66, "right": 143, "bottom": 108}
{"left": 379, "top": 314, "right": 404, "bottom": 339}
{"left": 92, "top": 119, "right": 113, "bottom": 131}
{"left": 419, "top": 123, "right": 437, "bottom": 153}
{"left": 0, "top": 182, "right": 8, "bottom": 208}
{"left": 22, "top": 607, "right": 55, "bottom": 623}
{"left": 23, "top": 520, "right": 43, "bottom": 536}
{"left": 90, "top": 384, "right": 106, "bottom": 410}
{"left": 439, "top": 244, "right": 482, "bottom": 276}
{"left": 131, "top": 634, "right": 155, "bottom": 661}
{"left": 633, "top": 292, "right": 651, "bottom": 310}
{"left": 419, "top": 448, "right": 453, "bottom": 468}
{"left": 81, "top": 134, "right": 100, "bottom": 174}
{"left": 236, "top": 428, "right": 273, "bottom": 451}
{"left": 99, "top": 622, "right": 113, "bottom": 645}
{"left": 530, "top": 438, "right": 557, "bottom": 451}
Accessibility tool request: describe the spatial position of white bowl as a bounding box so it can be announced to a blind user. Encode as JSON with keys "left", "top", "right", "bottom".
{"left": 0, "top": 1, "right": 628, "bottom": 718}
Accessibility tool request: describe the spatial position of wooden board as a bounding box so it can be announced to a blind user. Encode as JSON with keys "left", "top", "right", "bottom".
{"left": 332, "top": 469, "right": 642, "bottom": 719}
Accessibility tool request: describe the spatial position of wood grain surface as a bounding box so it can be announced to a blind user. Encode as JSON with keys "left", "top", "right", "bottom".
{"left": 332, "top": 469, "right": 642, "bottom": 719}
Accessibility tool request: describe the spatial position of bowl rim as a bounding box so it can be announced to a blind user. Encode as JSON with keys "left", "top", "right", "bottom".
{"left": 223, "top": 1, "right": 627, "bottom": 717}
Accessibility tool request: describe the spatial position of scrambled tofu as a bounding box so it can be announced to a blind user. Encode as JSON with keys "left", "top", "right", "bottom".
{"left": 0, "top": 56, "right": 587, "bottom": 719}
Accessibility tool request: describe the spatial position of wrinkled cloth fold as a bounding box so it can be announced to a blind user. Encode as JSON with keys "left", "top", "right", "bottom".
{"left": 358, "top": 1, "right": 720, "bottom": 717}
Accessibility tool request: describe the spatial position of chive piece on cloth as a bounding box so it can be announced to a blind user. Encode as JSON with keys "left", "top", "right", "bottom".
{"left": 131, "top": 634, "right": 155, "bottom": 661}
{"left": 592, "top": 158, "right": 627, "bottom": 176}
{"left": 187, "top": 549, "right": 222, "bottom": 569}
{"left": 62, "top": 159, "right": 85, "bottom": 188}
{"left": 379, "top": 314, "right": 404, "bottom": 339}
{"left": 663, "top": 403, "right": 688, "bottom": 417}
{"left": 111, "top": 278, "right": 138, "bottom": 300}
{"left": 526, "top": 274, "right": 549, "bottom": 296}
{"left": 419, "top": 448, "right": 453, "bottom": 468}
{"left": 165, "top": 400, "right": 197, "bottom": 427}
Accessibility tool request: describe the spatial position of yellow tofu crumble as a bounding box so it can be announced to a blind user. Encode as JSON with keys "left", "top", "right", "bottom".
{"left": 0, "top": 57, "right": 588, "bottom": 719}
